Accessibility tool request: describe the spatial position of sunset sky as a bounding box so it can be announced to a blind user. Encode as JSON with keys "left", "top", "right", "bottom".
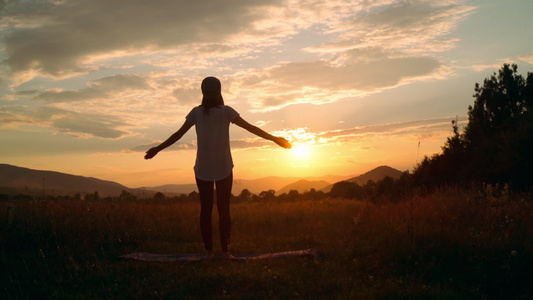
{"left": 1, "top": 0, "right": 533, "bottom": 188}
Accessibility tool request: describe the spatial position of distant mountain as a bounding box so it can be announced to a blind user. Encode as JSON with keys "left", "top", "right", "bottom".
{"left": 321, "top": 165, "right": 403, "bottom": 192}
{"left": 142, "top": 183, "right": 198, "bottom": 195}
{"left": 233, "top": 174, "right": 353, "bottom": 195}
{"left": 233, "top": 176, "right": 301, "bottom": 195}
{"left": 1, "top": 164, "right": 400, "bottom": 198}
{"left": 146, "top": 177, "right": 295, "bottom": 196}
{"left": 146, "top": 174, "right": 352, "bottom": 196}
{"left": 277, "top": 179, "right": 331, "bottom": 194}
{"left": 347, "top": 165, "right": 404, "bottom": 185}
{"left": 0, "top": 164, "right": 133, "bottom": 197}
{"left": 233, "top": 167, "right": 401, "bottom": 195}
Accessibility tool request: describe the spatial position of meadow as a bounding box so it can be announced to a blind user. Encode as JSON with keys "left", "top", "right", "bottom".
{"left": 1, "top": 188, "right": 532, "bottom": 299}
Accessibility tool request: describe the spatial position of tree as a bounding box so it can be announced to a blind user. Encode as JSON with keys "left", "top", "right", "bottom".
{"left": 329, "top": 181, "right": 362, "bottom": 199}
{"left": 304, "top": 188, "right": 325, "bottom": 200}
{"left": 188, "top": 191, "right": 199, "bottom": 201}
{"left": 237, "top": 189, "right": 252, "bottom": 202}
{"left": 119, "top": 190, "right": 136, "bottom": 201}
{"left": 154, "top": 192, "right": 165, "bottom": 200}
{"left": 413, "top": 64, "right": 533, "bottom": 189}
{"left": 286, "top": 189, "right": 300, "bottom": 201}
{"left": 259, "top": 189, "right": 276, "bottom": 201}
{"left": 85, "top": 191, "right": 100, "bottom": 201}
{"left": 463, "top": 64, "right": 532, "bottom": 186}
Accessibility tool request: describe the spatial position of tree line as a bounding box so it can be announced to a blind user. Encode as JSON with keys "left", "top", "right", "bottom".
{"left": 411, "top": 64, "right": 532, "bottom": 191}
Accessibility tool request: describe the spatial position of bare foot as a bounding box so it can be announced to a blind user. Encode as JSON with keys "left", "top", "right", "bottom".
{"left": 220, "top": 252, "right": 234, "bottom": 259}
{"left": 204, "top": 250, "right": 214, "bottom": 260}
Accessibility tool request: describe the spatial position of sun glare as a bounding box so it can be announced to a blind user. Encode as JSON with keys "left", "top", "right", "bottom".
{"left": 291, "top": 144, "right": 310, "bottom": 158}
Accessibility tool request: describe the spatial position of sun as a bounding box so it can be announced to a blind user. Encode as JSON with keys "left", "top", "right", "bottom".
{"left": 291, "top": 144, "right": 310, "bottom": 158}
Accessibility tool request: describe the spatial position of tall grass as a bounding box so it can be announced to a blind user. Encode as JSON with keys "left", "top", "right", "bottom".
{"left": 1, "top": 189, "right": 532, "bottom": 299}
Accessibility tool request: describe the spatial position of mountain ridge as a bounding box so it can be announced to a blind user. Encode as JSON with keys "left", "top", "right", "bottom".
{"left": 276, "top": 179, "right": 331, "bottom": 195}
{"left": 320, "top": 165, "right": 404, "bottom": 192}
{"left": 0, "top": 164, "right": 132, "bottom": 197}
{"left": 0, "top": 164, "right": 403, "bottom": 198}
{"left": 347, "top": 165, "right": 404, "bottom": 184}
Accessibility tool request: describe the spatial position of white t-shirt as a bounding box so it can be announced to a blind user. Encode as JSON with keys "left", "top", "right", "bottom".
{"left": 185, "top": 105, "right": 240, "bottom": 181}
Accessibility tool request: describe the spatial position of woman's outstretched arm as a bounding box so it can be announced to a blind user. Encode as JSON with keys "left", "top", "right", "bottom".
{"left": 233, "top": 116, "right": 291, "bottom": 149}
{"left": 144, "top": 120, "right": 194, "bottom": 159}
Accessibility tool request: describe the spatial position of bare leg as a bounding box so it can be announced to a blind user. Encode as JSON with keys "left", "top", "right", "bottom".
{"left": 196, "top": 177, "right": 214, "bottom": 252}
{"left": 216, "top": 173, "right": 233, "bottom": 253}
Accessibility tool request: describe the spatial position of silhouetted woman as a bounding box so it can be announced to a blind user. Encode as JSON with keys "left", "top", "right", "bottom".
{"left": 144, "top": 76, "right": 291, "bottom": 259}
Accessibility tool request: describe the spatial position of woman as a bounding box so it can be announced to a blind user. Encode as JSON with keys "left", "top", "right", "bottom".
{"left": 144, "top": 76, "right": 291, "bottom": 259}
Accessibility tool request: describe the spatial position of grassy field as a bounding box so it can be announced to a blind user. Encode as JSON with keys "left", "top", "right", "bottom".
{"left": 1, "top": 188, "right": 532, "bottom": 299}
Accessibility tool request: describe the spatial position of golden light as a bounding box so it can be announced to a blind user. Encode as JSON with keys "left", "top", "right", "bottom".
{"left": 291, "top": 144, "right": 310, "bottom": 158}
{"left": 277, "top": 128, "right": 316, "bottom": 160}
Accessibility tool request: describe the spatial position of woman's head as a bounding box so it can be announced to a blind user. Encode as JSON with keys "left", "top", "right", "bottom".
{"left": 201, "top": 76, "right": 224, "bottom": 112}
{"left": 201, "top": 76, "right": 221, "bottom": 94}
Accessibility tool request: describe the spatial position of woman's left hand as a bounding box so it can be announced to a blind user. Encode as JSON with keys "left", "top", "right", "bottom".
{"left": 144, "top": 147, "right": 160, "bottom": 159}
{"left": 275, "top": 137, "right": 292, "bottom": 149}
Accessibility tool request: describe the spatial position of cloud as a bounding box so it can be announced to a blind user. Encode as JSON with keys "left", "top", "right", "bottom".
{"left": 33, "top": 74, "right": 152, "bottom": 103}
{"left": 310, "top": 1, "right": 476, "bottom": 54}
{"left": 1, "top": 0, "right": 477, "bottom": 136}
{"left": 126, "top": 116, "right": 466, "bottom": 153}
{"left": 517, "top": 52, "right": 533, "bottom": 64}
{"left": 29, "top": 106, "right": 132, "bottom": 138}
{"left": 234, "top": 53, "right": 442, "bottom": 110}
{"left": 91, "top": 74, "right": 151, "bottom": 91}
{"left": 128, "top": 137, "right": 271, "bottom": 153}
{"left": 33, "top": 88, "right": 107, "bottom": 103}
{"left": 0, "top": 104, "right": 34, "bottom": 125}
{"left": 315, "top": 116, "right": 467, "bottom": 142}
{"left": 1, "top": 1, "right": 474, "bottom": 82}
{"left": 242, "top": 116, "right": 467, "bottom": 150}
{"left": 128, "top": 125, "right": 306, "bottom": 153}
{"left": 129, "top": 141, "right": 196, "bottom": 153}
{"left": 6, "top": 72, "right": 197, "bottom": 133}
{"left": 172, "top": 83, "right": 200, "bottom": 106}
{"left": 231, "top": 138, "right": 273, "bottom": 150}
{"left": 15, "top": 89, "right": 39, "bottom": 96}
{"left": 1, "top": 0, "right": 289, "bottom": 81}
